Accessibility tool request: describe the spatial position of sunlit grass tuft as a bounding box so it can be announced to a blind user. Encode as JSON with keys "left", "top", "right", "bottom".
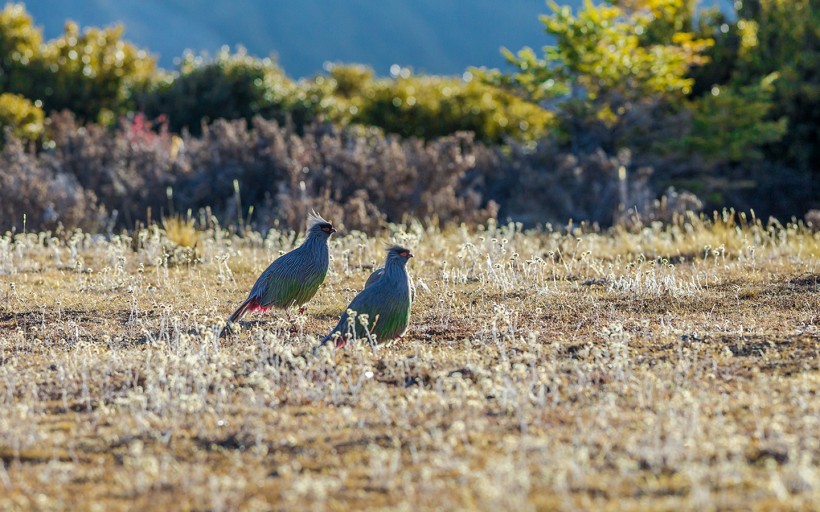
{"left": 162, "top": 213, "right": 200, "bottom": 249}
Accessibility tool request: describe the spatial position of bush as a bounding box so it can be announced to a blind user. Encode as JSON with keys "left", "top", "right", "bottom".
{"left": 0, "top": 92, "right": 45, "bottom": 144}
{"left": 36, "top": 22, "right": 156, "bottom": 123}
{"left": 349, "top": 73, "right": 555, "bottom": 144}
{"left": 3, "top": 112, "right": 694, "bottom": 234}
{"left": 137, "top": 55, "right": 555, "bottom": 144}
{"left": 679, "top": 75, "right": 787, "bottom": 164}
{"left": 137, "top": 47, "right": 307, "bottom": 135}
{"left": 0, "top": 133, "right": 103, "bottom": 232}
{"left": 1, "top": 3, "right": 155, "bottom": 123}
{"left": 0, "top": 3, "right": 42, "bottom": 94}
{"left": 176, "top": 118, "right": 498, "bottom": 232}
{"left": 46, "top": 111, "right": 182, "bottom": 226}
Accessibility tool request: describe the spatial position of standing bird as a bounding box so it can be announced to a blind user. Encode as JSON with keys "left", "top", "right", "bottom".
{"left": 321, "top": 246, "right": 413, "bottom": 346}
{"left": 222, "top": 212, "right": 336, "bottom": 335}
{"left": 364, "top": 263, "right": 415, "bottom": 301}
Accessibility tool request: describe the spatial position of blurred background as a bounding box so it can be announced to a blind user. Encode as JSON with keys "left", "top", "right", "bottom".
{"left": 0, "top": 0, "right": 816, "bottom": 233}
{"left": 23, "top": 0, "right": 733, "bottom": 77}
{"left": 25, "top": 0, "right": 556, "bottom": 77}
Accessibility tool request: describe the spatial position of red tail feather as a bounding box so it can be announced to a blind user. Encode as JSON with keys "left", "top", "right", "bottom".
{"left": 228, "top": 297, "right": 258, "bottom": 324}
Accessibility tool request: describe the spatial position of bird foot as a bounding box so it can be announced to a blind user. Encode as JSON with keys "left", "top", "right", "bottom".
{"left": 219, "top": 322, "right": 238, "bottom": 337}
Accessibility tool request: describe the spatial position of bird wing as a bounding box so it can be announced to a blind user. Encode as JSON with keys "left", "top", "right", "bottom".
{"left": 250, "top": 248, "right": 325, "bottom": 308}
{"left": 322, "top": 285, "right": 379, "bottom": 342}
{"left": 323, "top": 275, "right": 411, "bottom": 343}
{"left": 364, "top": 267, "right": 414, "bottom": 302}
{"left": 364, "top": 267, "right": 384, "bottom": 288}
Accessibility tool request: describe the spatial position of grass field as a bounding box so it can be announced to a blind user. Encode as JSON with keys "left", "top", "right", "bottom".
{"left": 1, "top": 212, "right": 818, "bottom": 511}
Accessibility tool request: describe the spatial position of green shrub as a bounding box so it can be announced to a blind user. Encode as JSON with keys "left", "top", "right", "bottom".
{"left": 0, "top": 3, "right": 43, "bottom": 94}
{"left": 37, "top": 22, "right": 156, "bottom": 122}
{"left": 350, "top": 74, "right": 554, "bottom": 143}
{"left": 137, "top": 47, "right": 308, "bottom": 135}
{"left": 692, "top": 0, "right": 818, "bottom": 174}
{"left": 138, "top": 55, "right": 553, "bottom": 143}
{"left": 0, "top": 92, "right": 44, "bottom": 143}
{"left": 312, "top": 65, "right": 555, "bottom": 144}
{"left": 1, "top": 3, "right": 155, "bottom": 123}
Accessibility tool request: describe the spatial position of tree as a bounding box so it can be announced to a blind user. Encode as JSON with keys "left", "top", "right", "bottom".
{"left": 692, "top": 0, "right": 818, "bottom": 173}
{"left": 479, "top": 0, "right": 712, "bottom": 131}
{"left": 680, "top": 74, "right": 787, "bottom": 164}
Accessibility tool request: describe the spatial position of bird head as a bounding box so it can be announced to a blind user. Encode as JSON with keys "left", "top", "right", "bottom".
{"left": 307, "top": 211, "right": 336, "bottom": 239}
{"left": 386, "top": 245, "right": 414, "bottom": 266}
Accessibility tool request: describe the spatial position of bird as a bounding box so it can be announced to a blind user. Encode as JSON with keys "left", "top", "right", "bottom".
{"left": 321, "top": 245, "right": 414, "bottom": 347}
{"left": 221, "top": 211, "right": 335, "bottom": 335}
{"left": 364, "top": 263, "right": 415, "bottom": 301}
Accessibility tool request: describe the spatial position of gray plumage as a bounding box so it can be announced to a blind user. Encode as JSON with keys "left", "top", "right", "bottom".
{"left": 321, "top": 245, "right": 414, "bottom": 346}
{"left": 222, "top": 212, "right": 335, "bottom": 334}
{"left": 365, "top": 266, "right": 415, "bottom": 301}
{"left": 363, "top": 267, "right": 384, "bottom": 289}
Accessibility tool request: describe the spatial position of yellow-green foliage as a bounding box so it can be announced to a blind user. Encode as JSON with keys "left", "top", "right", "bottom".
{"left": 0, "top": 3, "right": 42, "bottom": 92}
{"left": 0, "top": 92, "right": 44, "bottom": 143}
{"left": 141, "top": 55, "right": 554, "bottom": 143}
{"left": 39, "top": 21, "right": 156, "bottom": 122}
{"left": 544, "top": 0, "right": 710, "bottom": 98}
{"left": 139, "top": 47, "right": 301, "bottom": 134}
{"left": 482, "top": 0, "right": 712, "bottom": 119}
{"left": 355, "top": 73, "right": 554, "bottom": 143}
{"left": 0, "top": 3, "right": 155, "bottom": 123}
{"left": 310, "top": 64, "right": 555, "bottom": 143}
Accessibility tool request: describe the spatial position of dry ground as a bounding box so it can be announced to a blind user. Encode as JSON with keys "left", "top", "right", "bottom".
{"left": 0, "top": 213, "right": 818, "bottom": 511}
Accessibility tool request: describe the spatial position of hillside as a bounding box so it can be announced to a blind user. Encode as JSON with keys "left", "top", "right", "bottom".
{"left": 21, "top": 0, "right": 730, "bottom": 78}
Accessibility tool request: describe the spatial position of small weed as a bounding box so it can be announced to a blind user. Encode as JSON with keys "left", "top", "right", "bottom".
{"left": 162, "top": 214, "right": 200, "bottom": 249}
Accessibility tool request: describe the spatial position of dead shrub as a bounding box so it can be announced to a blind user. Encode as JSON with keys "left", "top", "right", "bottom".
{"left": 0, "top": 134, "right": 104, "bottom": 232}
{"left": 1, "top": 114, "right": 705, "bottom": 234}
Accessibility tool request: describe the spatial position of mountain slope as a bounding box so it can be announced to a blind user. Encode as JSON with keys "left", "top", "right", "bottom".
{"left": 22, "top": 0, "right": 549, "bottom": 77}
{"left": 21, "top": 0, "right": 731, "bottom": 78}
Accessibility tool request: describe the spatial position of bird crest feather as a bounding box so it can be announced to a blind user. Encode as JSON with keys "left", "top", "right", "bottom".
{"left": 307, "top": 210, "right": 330, "bottom": 230}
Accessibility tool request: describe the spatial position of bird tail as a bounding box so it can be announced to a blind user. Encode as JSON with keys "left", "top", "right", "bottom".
{"left": 319, "top": 330, "right": 349, "bottom": 348}
{"left": 220, "top": 297, "right": 257, "bottom": 337}
{"left": 229, "top": 298, "right": 257, "bottom": 324}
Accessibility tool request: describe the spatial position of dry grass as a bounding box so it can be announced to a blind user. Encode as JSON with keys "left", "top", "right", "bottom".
{"left": 161, "top": 214, "right": 200, "bottom": 249}
{"left": 0, "top": 214, "right": 818, "bottom": 511}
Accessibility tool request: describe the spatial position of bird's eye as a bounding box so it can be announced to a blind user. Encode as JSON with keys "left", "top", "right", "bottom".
{"left": 322, "top": 226, "right": 331, "bottom": 232}
{"left": 400, "top": 251, "right": 409, "bottom": 257}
